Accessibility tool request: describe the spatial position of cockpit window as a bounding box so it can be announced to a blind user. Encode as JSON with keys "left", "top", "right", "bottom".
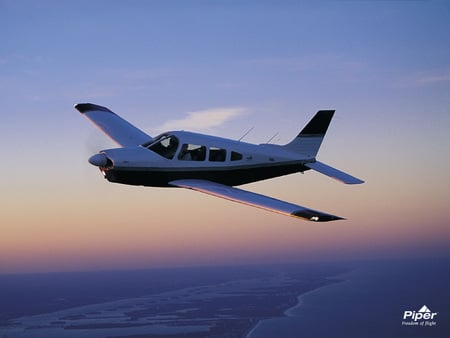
{"left": 147, "top": 135, "right": 179, "bottom": 159}
{"left": 178, "top": 144, "right": 206, "bottom": 161}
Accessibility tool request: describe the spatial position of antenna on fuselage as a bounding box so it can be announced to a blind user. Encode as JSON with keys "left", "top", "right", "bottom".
{"left": 238, "top": 126, "right": 254, "bottom": 142}
{"left": 266, "top": 132, "right": 279, "bottom": 144}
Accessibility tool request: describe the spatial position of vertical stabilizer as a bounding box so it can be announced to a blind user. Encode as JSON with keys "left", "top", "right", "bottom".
{"left": 284, "top": 110, "right": 334, "bottom": 157}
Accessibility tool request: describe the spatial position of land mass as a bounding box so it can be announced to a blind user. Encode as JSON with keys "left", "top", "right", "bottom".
{"left": 0, "top": 264, "right": 348, "bottom": 338}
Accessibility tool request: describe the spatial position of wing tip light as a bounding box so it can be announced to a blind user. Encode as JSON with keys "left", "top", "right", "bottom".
{"left": 291, "top": 210, "right": 345, "bottom": 222}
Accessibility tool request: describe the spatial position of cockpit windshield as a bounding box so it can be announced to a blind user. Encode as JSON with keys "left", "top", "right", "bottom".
{"left": 146, "top": 134, "right": 179, "bottom": 159}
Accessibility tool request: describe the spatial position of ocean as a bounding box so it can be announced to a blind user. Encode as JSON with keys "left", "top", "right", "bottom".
{"left": 247, "top": 257, "right": 450, "bottom": 338}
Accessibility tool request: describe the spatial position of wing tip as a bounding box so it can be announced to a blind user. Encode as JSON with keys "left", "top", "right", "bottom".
{"left": 348, "top": 178, "right": 365, "bottom": 185}
{"left": 291, "top": 210, "right": 345, "bottom": 222}
{"left": 74, "top": 103, "right": 113, "bottom": 114}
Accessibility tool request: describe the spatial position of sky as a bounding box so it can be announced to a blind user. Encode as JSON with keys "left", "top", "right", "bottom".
{"left": 1, "top": 0, "right": 450, "bottom": 274}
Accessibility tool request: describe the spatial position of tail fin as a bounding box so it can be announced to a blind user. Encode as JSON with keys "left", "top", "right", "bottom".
{"left": 284, "top": 110, "right": 334, "bottom": 158}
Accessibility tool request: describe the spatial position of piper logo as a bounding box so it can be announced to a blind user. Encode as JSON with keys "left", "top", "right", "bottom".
{"left": 402, "top": 305, "right": 438, "bottom": 327}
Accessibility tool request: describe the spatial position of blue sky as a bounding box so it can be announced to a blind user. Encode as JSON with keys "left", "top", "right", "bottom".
{"left": 1, "top": 1, "right": 450, "bottom": 273}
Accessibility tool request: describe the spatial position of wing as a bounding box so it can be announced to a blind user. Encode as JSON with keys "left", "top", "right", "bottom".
{"left": 74, "top": 103, "right": 152, "bottom": 147}
{"left": 169, "top": 179, "right": 344, "bottom": 222}
{"left": 305, "top": 161, "right": 364, "bottom": 184}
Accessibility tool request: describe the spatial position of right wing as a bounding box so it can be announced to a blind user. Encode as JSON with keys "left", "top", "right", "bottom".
{"left": 74, "top": 103, "right": 152, "bottom": 147}
{"left": 170, "top": 179, "right": 344, "bottom": 222}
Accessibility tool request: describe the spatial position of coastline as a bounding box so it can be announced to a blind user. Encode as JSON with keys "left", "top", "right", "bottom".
{"left": 284, "top": 276, "right": 349, "bottom": 317}
{"left": 245, "top": 274, "right": 349, "bottom": 338}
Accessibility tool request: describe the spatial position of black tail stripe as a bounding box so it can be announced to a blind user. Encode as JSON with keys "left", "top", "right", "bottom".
{"left": 298, "top": 110, "right": 335, "bottom": 136}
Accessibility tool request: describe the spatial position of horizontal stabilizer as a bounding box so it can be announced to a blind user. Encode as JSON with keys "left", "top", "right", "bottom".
{"left": 74, "top": 103, "right": 152, "bottom": 147}
{"left": 305, "top": 161, "right": 364, "bottom": 184}
{"left": 170, "top": 179, "right": 344, "bottom": 222}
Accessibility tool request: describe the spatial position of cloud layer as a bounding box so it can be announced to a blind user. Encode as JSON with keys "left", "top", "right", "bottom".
{"left": 155, "top": 107, "right": 247, "bottom": 132}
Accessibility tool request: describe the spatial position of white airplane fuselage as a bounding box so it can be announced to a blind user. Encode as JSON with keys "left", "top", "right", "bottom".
{"left": 96, "top": 131, "right": 311, "bottom": 187}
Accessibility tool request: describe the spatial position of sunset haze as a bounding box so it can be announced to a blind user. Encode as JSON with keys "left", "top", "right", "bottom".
{"left": 1, "top": 1, "right": 450, "bottom": 274}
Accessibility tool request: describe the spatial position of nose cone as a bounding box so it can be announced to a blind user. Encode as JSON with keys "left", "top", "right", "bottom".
{"left": 88, "top": 153, "right": 110, "bottom": 167}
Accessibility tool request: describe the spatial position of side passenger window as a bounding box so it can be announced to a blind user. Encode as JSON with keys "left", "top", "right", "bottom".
{"left": 231, "top": 151, "right": 243, "bottom": 161}
{"left": 209, "top": 147, "right": 226, "bottom": 162}
{"left": 178, "top": 144, "right": 206, "bottom": 161}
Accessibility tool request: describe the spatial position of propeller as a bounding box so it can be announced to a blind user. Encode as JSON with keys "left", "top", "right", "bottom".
{"left": 88, "top": 153, "right": 112, "bottom": 167}
{"left": 84, "top": 131, "right": 115, "bottom": 167}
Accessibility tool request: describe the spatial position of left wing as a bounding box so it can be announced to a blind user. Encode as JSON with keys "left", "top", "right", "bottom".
{"left": 74, "top": 103, "right": 152, "bottom": 147}
{"left": 169, "top": 179, "right": 344, "bottom": 222}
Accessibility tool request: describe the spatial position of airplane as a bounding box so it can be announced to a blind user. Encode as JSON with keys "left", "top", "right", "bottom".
{"left": 75, "top": 103, "right": 364, "bottom": 222}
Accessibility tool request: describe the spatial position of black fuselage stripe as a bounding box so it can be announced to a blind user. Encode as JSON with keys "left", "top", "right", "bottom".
{"left": 103, "top": 162, "right": 309, "bottom": 187}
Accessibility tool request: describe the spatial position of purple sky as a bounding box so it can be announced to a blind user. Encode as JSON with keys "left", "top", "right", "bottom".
{"left": 1, "top": 1, "right": 449, "bottom": 273}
